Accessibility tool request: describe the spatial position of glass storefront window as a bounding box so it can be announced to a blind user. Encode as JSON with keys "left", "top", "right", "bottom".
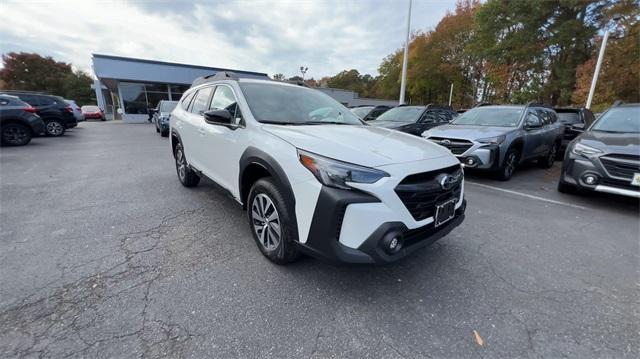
{"left": 147, "top": 92, "right": 169, "bottom": 109}
{"left": 120, "top": 82, "right": 181, "bottom": 114}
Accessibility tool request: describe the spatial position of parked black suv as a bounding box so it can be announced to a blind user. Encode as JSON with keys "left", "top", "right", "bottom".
{"left": 0, "top": 94, "right": 45, "bottom": 146}
{"left": 558, "top": 103, "right": 639, "bottom": 198}
{"left": 554, "top": 107, "right": 596, "bottom": 150}
{"left": 369, "top": 104, "right": 457, "bottom": 136}
{"left": 0, "top": 91, "right": 76, "bottom": 136}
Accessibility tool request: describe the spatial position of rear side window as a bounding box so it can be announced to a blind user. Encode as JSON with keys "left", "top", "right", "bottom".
{"left": 39, "top": 96, "right": 57, "bottom": 106}
{"left": 190, "top": 87, "right": 213, "bottom": 115}
{"left": 181, "top": 92, "right": 196, "bottom": 110}
{"left": 17, "top": 94, "right": 39, "bottom": 106}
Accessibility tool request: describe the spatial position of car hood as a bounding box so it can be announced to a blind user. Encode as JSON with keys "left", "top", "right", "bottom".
{"left": 262, "top": 124, "right": 452, "bottom": 167}
{"left": 368, "top": 120, "right": 409, "bottom": 129}
{"left": 424, "top": 124, "right": 514, "bottom": 141}
{"left": 577, "top": 131, "right": 640, "bottom": 155}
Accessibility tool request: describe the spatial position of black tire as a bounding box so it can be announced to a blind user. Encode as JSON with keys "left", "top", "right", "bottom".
{"left": 247, "top": 178, "right": 300, "bottom": 264}
{"left": 160, "top": 130, "right": 169, "bottom": 137}
{"left": 173, "top": 143, "right": 200, "bottom": 187}
{"left": 538, "top": 142, "right": 559, "bottom": 169}
{"left": 557, "top": 180, "right": 578, "bottom": 194}
{"left": 44, "top": 119, "right": 65, "bottom": 137}
{"left": 1, "top": 123, "right": 32, "bottom": 146}
{"left": 496, "top": 148, "right": 519, "bottom": 181}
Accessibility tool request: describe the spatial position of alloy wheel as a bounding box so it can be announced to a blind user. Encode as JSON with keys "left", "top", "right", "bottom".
{"left": 505, "top": 152, "right": 517, "bottom": 177}
{"left": 251, "top": 193, "right": 281, "bottom": 251}
{"left": 176, "top": 147, "right": 186, "bottom": 181}
{"left": 46, "top": 121, "right": 64, "bottom": 136}
{"left": 547, "top": 145, "right": 557, "bottom": 166}
{"left": 2, "top": 125, "right": 28, "bottom": 145}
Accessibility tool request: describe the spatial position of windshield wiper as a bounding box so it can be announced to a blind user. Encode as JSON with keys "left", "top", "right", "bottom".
{"left": 260, "top": 120, "right": 300, "bottom": 125}
{"left": 301, "top": 121, "right": 353, "bottom": 125}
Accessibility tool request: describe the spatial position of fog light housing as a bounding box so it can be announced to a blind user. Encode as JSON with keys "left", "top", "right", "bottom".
{"left": 381, "top": 232, "right": 403, "bottom": 254}
{"left": 389, "top": 237, "right": 398, "bottom": 250}
{"left": 582, "top": 174, "right": 599, "bottom": 185}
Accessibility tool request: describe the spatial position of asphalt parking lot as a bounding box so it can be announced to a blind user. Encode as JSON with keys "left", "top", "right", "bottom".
{"left": 1, "top": 121, "right": 638, "bottom": 358}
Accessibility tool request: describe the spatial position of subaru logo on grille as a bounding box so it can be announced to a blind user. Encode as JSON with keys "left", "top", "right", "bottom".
{"left": 438, "top": 172, "right": 460, "bottom": 190}
{"left": 441, "top": 139, "right": 452, "bottom": 146}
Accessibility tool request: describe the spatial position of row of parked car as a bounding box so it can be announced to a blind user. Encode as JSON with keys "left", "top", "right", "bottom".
{"left": 352, "top": 101, "right": 639, "bottom": 197}
{"left": 0, "top": 90, "right": 105, "bottom": 146}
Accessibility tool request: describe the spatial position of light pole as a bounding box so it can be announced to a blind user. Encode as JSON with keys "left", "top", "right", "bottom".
{"left": 448, "top": 83, "right": 454, "bottom": 107}
{"left": 586, "top": 16, "right": 621, "bottom": 109}
{"left": 399, "top": 0, "right": 412, "bottom": 105}
{"left": 300, "top": 66, "right": 308, "bottom": 81}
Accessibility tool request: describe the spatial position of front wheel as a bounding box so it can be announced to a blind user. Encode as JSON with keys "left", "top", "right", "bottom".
{"left": 1, "top": 123, "right": 32, "bottom": 146}
{"left": 174, "top": 143, "right": 200, "bottom": 187}
{"left": 538, "top": 142, "right": 559, "bottom": 169}
{"left": 247, "top": 178, "right": 300, "bottom": 264}
{"left": 496, "top": 148, "right": 519, "bottom": 181}
{"left": 44, "top": 119, "right": 65, "bottom": 137}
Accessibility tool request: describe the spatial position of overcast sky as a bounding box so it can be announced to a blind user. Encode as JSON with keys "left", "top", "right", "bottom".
{"left": 0, "top": 0, "right": 456, "bottom": 79}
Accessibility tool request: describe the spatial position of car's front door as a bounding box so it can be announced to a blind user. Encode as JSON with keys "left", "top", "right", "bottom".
{"left": 198, "top": 84, "right": 247, "bottom": 198}
{"left": 522, "top": 109, "right": 547, "bottom": 159}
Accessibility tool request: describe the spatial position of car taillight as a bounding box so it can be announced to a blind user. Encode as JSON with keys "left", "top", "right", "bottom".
{"left": 64, "top": 106, "right": 73, "bottom": 113}
{"left": 24, "top": 107, "right": 37, "bottom": 113}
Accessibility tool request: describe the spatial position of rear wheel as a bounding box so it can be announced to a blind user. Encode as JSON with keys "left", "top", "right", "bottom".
{"left": 1, "top": 123, "right": 32, "bottom": 146}
{"left": 44, "top": 119, "right": 65, "bottom": 136}
{"left": 174, "top": 143, "right": 200, "bottom": 187}
{"left": 248, "top": 178, "right": 300, "bottom": 264}
{"left": 538, "top": 142, "right": 559, "bottom": 168}
{"left": 496, "top": 148, "right": 519, "bottom": 181}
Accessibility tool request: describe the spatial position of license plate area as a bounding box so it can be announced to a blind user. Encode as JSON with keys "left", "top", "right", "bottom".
{"left": 434, "top": 198, "right": 456, "bottom": 227}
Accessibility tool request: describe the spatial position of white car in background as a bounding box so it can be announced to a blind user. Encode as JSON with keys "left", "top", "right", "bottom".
{"left": 64, "top": 99, "right": 85, "bottom": 122}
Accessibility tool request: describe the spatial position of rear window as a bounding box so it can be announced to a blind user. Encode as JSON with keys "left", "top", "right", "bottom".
{"left": 556, "top": 112, "right": 581, "bottom": 124}
{"left": 160, "top": 101, "right": 178, "bottom": 112}
{"left": 82, "top": 106, "right": 100, "bottom": 111}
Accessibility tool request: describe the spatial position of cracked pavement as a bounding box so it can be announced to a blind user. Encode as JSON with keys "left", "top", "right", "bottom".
{"left": 1, "top": 122, "right": 638, "bottom": 358}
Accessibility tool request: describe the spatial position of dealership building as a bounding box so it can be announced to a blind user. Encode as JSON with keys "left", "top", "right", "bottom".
{"left": 91, "top": 54, "right": 397, "bottom": 122}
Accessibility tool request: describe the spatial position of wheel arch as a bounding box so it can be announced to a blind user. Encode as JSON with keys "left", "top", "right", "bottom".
{"left": 170, "top": 128, "right": 182, "bottom": 156}
{"left": 239, "top": 147, "right": 296, "bottom": 212}
{"left": 1, "top": 119, "right": 33, "bottom": 134}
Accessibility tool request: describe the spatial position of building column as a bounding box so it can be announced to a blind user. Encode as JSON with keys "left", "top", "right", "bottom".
{"left": 94, "top": 79, "right": 106, "bottom": 111}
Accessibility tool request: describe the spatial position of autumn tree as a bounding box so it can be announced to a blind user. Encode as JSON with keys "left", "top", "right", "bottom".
{"left": 0, "top": 52, "right": 95, "bottom": 104}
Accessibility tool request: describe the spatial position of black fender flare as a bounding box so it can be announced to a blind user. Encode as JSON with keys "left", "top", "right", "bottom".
{"left": 239, "top": 147, "right": 299, "bottom": 238}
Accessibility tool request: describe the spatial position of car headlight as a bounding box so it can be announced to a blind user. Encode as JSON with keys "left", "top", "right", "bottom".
{"left": 298, "top": 149, "right": 389, "bottom": 190}
{"left": 477, "top": 135, "right": 506, "bottom": 145}
{"left": 571, "top": 143, "right": 602, "bottom": 157}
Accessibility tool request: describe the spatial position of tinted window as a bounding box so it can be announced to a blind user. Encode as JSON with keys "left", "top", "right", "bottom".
{"left": 420, "top": 111, "right": 437, "bottom": 123}
{"left": 536, "top": 109, "right": 551, "bottom": 125}
{"left": 451, "top": 107, "right": 523, "bottom": 127}
{"left": 181, "top": 92, "right": 196, "bottom": 110}
{"left": 556, "top": 111, "right": 581, "bottom": 124}
{"left": 17, "top": 94, "right": 39, "bottom": 106}
{"left": 190, "top": 87, "right": 213, "bottom": 115}
{"left": 525, "top": 111, "right": 543, "bottom": 127}
{"left": 374, "top": 106, "right": 425, "bottom": 123}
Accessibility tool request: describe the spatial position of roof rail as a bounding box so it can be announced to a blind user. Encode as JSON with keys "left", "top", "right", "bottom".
{"left": 191, "top": 71, "right": 240, "bottom": 87}
{"left": 525, "top": 101, "right": 551, "bottom": 108}
{"left": 474, "top": 102, "right": 493, "bottom": 107}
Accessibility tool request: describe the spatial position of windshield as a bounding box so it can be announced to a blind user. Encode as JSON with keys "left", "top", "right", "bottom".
{"left": 351, "top": 106, "right": 374, "bottom": 119}
{"left": 451, "top": 107, "right": 523, "bottom": 127}
{"left": 372, "top": 106, "right": 425, "bottom": 123}
{"left": 591, "top": 107, "right": 640, "bottom": 133}
{"left": 239, "top": 83, "right": 363, "bottom": 125}
{"left": 160, "top": 101, "right": 178, "bottom": 112}
{"left": 556, "top": 112, "right": 580, "bottom": 124}
{"left": 82, "top": 106, "right": 99, "bottom": 111}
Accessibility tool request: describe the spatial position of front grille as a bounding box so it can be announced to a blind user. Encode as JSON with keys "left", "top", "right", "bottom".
{"left": 600, "top": 155, "right": 640, "bottom": 180}
{"left": 428, "top": 137, "right": 473, "bottom": 155}
{"left": 395, "top": 165, "right": 462, "bottom": 221}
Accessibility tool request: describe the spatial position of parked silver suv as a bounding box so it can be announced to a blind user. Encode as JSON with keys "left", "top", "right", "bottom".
{"left": 422, "top": 103, "right": 564, "bottom": 180}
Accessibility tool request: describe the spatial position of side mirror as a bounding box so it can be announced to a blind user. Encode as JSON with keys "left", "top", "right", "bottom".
{"left": 570, "top": 123, "right": 585, "bottom": 133}
{"left": 204, "top": 109, "right": 233, "bottom": 126}
{"left": 524, "top": 121, "right": 541, "bottom": 130}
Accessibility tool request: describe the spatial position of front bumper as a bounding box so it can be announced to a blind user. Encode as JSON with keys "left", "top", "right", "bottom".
{"left": 560, "top": 151, "right": 640, "bottom": 198}
{"left": 298, "top": 169, "right": 466, "bottom": 264}
{"left": 457, "top": 144, "right": 501, "bottom": 171}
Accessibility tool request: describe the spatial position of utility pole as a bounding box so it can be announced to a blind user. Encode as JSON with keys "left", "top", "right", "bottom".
{"left": 448, "top": 83, "right": 454, "bottom": 107}
{"left": 399, "top": 0, "right": 412, "bottom": 105}
{"left": 300, "top": 66, "right": 308, "bottom": 81}
{"left": 586, "top": 17, "right": 621, "bottom": 109}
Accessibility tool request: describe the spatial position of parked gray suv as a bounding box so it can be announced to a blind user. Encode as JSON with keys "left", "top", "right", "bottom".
{"left": 422, "top": 103, "right": 564, "bottom": 180}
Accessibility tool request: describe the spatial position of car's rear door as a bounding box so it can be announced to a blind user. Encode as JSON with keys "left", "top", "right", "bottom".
{"left": 522, "top": 109, "right": 547, "bottom": 159}
{"left": 182, "top": 86, "right": 213, "bottom": 170}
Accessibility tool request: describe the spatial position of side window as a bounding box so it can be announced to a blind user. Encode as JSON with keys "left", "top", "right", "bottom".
{"left": 190, "top": 87, "right": 213, "bottom": 115}
{"left": 420, "top": 111, "right": 436, "bottom": 123}
{"left": 547, "top": 110, "right": 557, "bottom": 123}
{"left": 181, "top": 91, "right": 195, "bottom": 110}
{"left": 209, "top": 86, "right": 241, "bottom": 123}
{"left": 19, "top": 95, "right": 39, "bottom": 106}
{"left": 437, "top": 111, "right": 451, "bottom": 123}
{"left": 39, "top": 96, "right": 56, "bottom": 106}
{"left": 536, "top": 109, "right": 550, "bottom": 125}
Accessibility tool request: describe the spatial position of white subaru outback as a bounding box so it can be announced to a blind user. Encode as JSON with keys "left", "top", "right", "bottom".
{"left": 170, "top": 72, "right": 466, "bottom": 264}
